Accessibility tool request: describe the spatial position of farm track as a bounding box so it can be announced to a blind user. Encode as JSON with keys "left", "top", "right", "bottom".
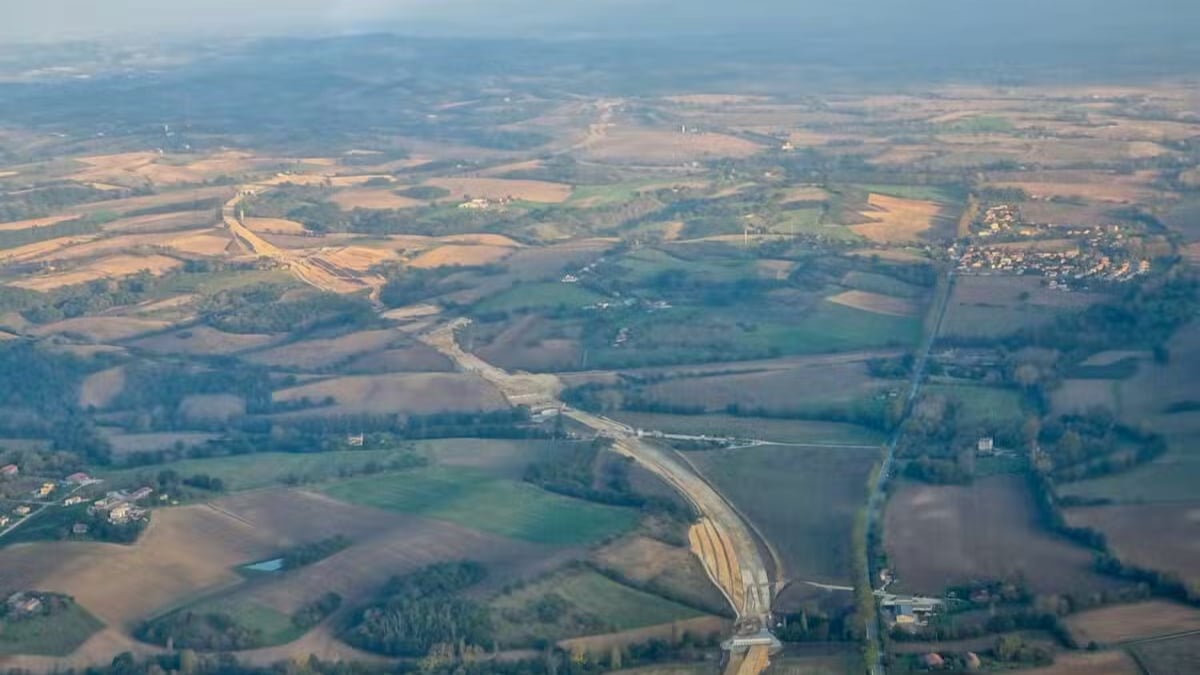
{"left": 419, "top": 318, "right": 779, "bottom": 675}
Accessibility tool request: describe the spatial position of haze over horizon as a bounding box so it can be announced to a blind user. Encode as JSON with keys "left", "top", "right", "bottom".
{"left": 2, "top": 0, "right": 1198, "bottom": 47}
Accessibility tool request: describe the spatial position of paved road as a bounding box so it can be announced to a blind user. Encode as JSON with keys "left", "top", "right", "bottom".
{"left": 864, "top": 271, "right": 954, "bottom": 675}
{"left": 419, "top": 319, "right": 779, "bottom": 674}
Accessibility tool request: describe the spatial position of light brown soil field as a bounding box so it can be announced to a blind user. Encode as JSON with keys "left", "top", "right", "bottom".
{"left": 582, "top": 128, "right": 762, "bottom": 164}
{"left": 10, "top": 254, "right": 182, "bottom": 291}
{"left": 79, "top": 366, "right": 126, "bottom": 409}
{"left": 272, "top": 373, "right": 509, "bottom": 416}
{"left": 0, "top": 214, "right": 79, "bottom": 232}
{"left": 129, "top": 326, "right": 278, "bottom": 356}
{"left": 101, "top": 210, "right": 216, "bottom": 234}
{"left": 72, "top": 151, "right": 265, "bottom": 186}
{"left": 1005, "top": 651, "right": 1139, "bottom": 675}
{"left": 444, "top": 233, "right": 524, "bottom": 247}
{"left": 75, "top": 186, "right": 233, "bottom": 218}
{"left": 988, "top": 175, "right": 1153, "bottom": 203}
{"left": 1066, "top": 504, "right": 1200, "bottom": 587}
{"left": 25, "top": 228, "right": 217, "bottom": 262}
{"left": 1066, "top": 601, "right": 1200, "bottom": 645}
{"left": 0, "top": 505, "right": 280, "bottom": 627}
{"left": 883, "top": 476, "right": 1125, "bottom": 596}
{"left": 178, "top": 394, "right": 246, "bottom": 421}
{"left": 29, "top": 316, "right": 172, "bottom": 342}
{"left": 243, "top": 217, "right": 308, "bottom": 234}
{"left": 827, "top": 290, "right": 918, "bottom": 316}
{"left": 0, "top": 234, "right": 101, "bottom": 262}
{"left": 779, "top": 186, "right": 830, "bottom": 202}
{"left": 409, "top": 244, "right": 517, "bottom": 268}
{"left": 330, "top": 188, "right": 422, "bottom": 210}
{"left": 328, "top": 174, "right": 394, "bottom": 187}
{"left": 1132, "top": 633, "right": 1200, "bottom": 675}
{"left": 850, "top": 194, "right": 948, "bottom": 243}
{"left": 160, "top": 230, "right": 233, "bottom": 256}
{"left": 425, "top": 177, "right": 573, "bottom": 203}
{"left": 313, "top": 245, "right": 399, "bottom": 271}
{"left": 245, "top": 329, "right": 402, "bottom": 369}
{"left": 478, "top": 159, "right": 544, "bottom": 177}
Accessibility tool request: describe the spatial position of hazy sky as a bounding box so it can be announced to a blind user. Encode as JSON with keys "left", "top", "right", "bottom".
{"left": 2, "top": 0, "right": 1197, "bottom": 44}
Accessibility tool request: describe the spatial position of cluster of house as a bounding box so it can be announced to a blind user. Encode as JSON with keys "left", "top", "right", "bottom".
{"left": 457, "top": 196, "right": 514, "bottom": 210}
{"left": 90, "top": 487, "right": 153, "bottom": 524}
{"left": 880, "top": 594, "right": 943, "bottom": 629}
{"left": 5, "top": 592, "right": 42, "bottom": 617}
{"left": 954, "top": 241, "right": 1148, "bottom": 287}
{"left": 976, "top": 204, "right": 1026, "bottom": 237}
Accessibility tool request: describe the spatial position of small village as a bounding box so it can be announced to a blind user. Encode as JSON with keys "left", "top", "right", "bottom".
{"left": 954, "top": 205, "right": 1150, "bottom": 288}
{"left": 0, "top": 462, "right": 153, "bottom": 537}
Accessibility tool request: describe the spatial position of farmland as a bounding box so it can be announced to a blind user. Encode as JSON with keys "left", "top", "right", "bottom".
{"left": 883, "top": 476, "right": 1123, "bottom": 596}
{"left": 1065, "top": 600, "right": 1200, "bottom": 645}
{"left": 0, "top": 603, "right": 103, "bottom": 657}
{"left": 320, "top": 466, "right": 639, "bottom": 544}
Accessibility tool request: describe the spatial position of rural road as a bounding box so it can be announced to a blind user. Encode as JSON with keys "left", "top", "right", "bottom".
{"left": 419, "top": 319, "right": 780, "bottom": 675}
{"left": 863, "top": 270, "right": 955, "bottom": 675}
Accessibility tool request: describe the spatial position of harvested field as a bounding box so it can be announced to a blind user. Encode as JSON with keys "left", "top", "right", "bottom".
{"left": 321, "top": 465, "right": 637, "bottom": 544}
{"left": 883, "top": 476, "right": 1124, "bottom": 596}
{"left": 129, "top": 326, "right": 278, "bottom": 356}
{"left": 426, "top": 177, "right": 572, "bottom": 203}
{"left": 691, "top": 444, "right": 880, "bottom": 588}
{"left": 102, "top": 211, "right": 216, "bottom": 234}
{"left": 582, "top": 128, "right": 762, "bottom": 164}
{"left": 29, "top": 316, "right": 171, "bottom": 342}
{"left": 593, "top": 535, "right": 728, "bottom": 614}
{"left": 272, "top": 373, "right": 508, "bottom": 416}
{"left": 330, "top": 188, "right": 421, "bottom": 210}
{"left": 827, "top": 290, "right": 918, "bottom": 316}
{"left": 849, "top": 194, "right": 949, "bottom": 243}
{"left": 245, "top": 329, "right": 402, "bottom": 370}
{"left": 343, "top": 345, "right": 454, "bottom": 373}
{"left": 409, "top": 244, "right": 517, "bottom": 268}
{"left": 941, "top": 275, "right": 1105, "bottom": 339}
{"left": 73, "top": 187, "right": 233, "bottom": 218}
{"left": 1066, "top": 601, "right": 1200, "bottom": 645}
{"left": 988, "top": 178, "right": 1149, "bottom": 203}
{"left": 10, "top": 254, "right": 182, "bottom": 291}
{"left": 1066, "top": 503, "right": 1200, "bottom": 586}
{"left": 78, "top": 366, "right": 126, "bottom": 409}
{"left": 161, "top": 230, "right": 233, "bottom": 256}
{"left": 608, "top": 412, "right": 884, "bottom": 446}
{"left": 558, "top": 616, "right": 728, "bottom": 655}
{"left": 243, "top": 217, "right": 307, "bottom": 234}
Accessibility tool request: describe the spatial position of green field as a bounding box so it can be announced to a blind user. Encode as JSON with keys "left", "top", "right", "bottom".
{"left": 755, "top": 300, "right": 921, "bottom": 354}
{"left": 320, "top": 466, "right": 638, "bottom": 544}
{"left": 490, "top": 568, "right": 706, "bottom": 646}
{"left": 146, "top": 594, "right": 303, "bottom": 650}
{"left": 102, "top": 448, "right": 424, "bottom": 492}
{"left": 923, "top": 383, "right": 1026, "bottom": 426}
{"left": 474, "top": 282, "right": 607, "bottom": 313}
{"left": 616, "top": 247, "right": 751, "bottom": 285}
{"left": 841, "top": 271, "right": 924, "bottom": 298}
{"left": 691, "top": 444, "right": 880, "bottom": 585}
{"left": 1057, "top": 434, "right": 1200, "bottom": 504}
{"left": 0, "top": 603, "right": 104, "bottom": 656}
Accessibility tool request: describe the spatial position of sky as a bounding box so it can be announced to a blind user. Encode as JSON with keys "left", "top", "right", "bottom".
{"left": 1, "top": 0, "right": 1198, "bottom": 44}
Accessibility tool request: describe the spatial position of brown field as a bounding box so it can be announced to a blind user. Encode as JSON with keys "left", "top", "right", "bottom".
{"left": 582, "top": 128, "right": 762, "bottom": 164}
{"left": 245, "top": 329, "right": 403, "bottom": 369}
{"left": 272, "top": 373, "right": 509, "bottom": 416}
{"left": 330, "top": 188, "right": 422, "bottom": 210}
{"left": 827, "top": 290, "right": 917, "bottom": 316}
{"left": 425, "top": 177, "right": 572, "bottom": 203}
{"left": 0, "top": 235, "right": 102, "bottom": 263}
{"left": 29, "top": 316, "right": 172, "bottom": 342}
{"left": 941, "top": 275, "right": 1105, "bottom": 339}
{"left": 328, "top": 174, "right": 394, "bottom": 187}
{"left": 0, "top": 505, "right": 280, "bottom": 627}
{"left": 1133, "top": 633, "right": 1200, "bottom": 675}
{"left": 11, "top": 254, "right": 182, "bottom": 291}
{"left": 243, "top": 217, "right": 308, "bottom": 234}
{"left": 558, "top": 616, "right": 730, "bottom": 654}
{"left": 313, "top": 245, "right": 398, "bottom": 272}
{"left": 75, "top": 187, "right": 233, "bottom": 218}
{"left": 1066, "top": 601, "right": 1200, "bottom": 645}
{"left": 850, "top": 194, "right": 948, "bottom": 243}
{"left": 1015, "top": 651, "right": 1140, "bottom": 675}
{"left": 884, "top": 476, "right": 1125, "bottom": 595}
{"left": 79, "top": 366, "right": 126, "bottom": 409}
{"left": 71, "top": 151, "right": 265, "bottom": 186}
{"left": 161, "top": 230, "right": 234, "bottom": 256}
{"left": 986, "top": 170, "right": 1158, "bottom": 204}
{"left": 1066, "top": 504, "right": 1200, "bottom": 587}
{"left": 24, "top": 228, "right": 221, "bottom": 263}
{"left": 344, "top": 345, "right": 455, "bottom": 373}
{"left": 179, "top": 394, "right": 246, "bottom": 421}
{"left": 129, "top": 326, "right": 278, "bottom": 356}
{"left": 0, "top": 214, "right": 80, "bottom": 232}
{"left": 410, "top": 244, "right": 517, "bottom": 269}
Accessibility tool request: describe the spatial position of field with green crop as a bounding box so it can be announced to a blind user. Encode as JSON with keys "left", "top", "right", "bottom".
{"left": 0, "top": 603, "right": 104, "bottom": 656}
{"left": 923, "top": 383, "right": 1026, "bottom": 426}
{"left": 473, "top": 282, "right": 607, "bottom": 313}
{"left": 490, "top": 568, "right": 706, "bottom": 646}
{"left": 320, "top": 466, "right": 638, "bottom": 544}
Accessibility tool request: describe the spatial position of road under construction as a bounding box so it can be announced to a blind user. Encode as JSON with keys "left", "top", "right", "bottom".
{"left": 420, "top": 319, "right": 781, "bottom": 675}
